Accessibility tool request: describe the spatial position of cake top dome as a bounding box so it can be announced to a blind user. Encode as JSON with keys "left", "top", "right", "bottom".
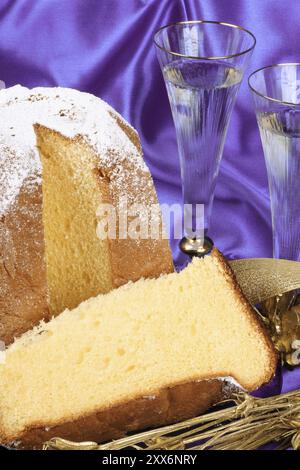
{"left": 0, "top": 85, "right": 146, "bottom": 216}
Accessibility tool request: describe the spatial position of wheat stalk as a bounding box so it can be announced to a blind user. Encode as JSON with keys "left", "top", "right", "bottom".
{"left": 44, "top": 389, "right": 300, "bottom": 451}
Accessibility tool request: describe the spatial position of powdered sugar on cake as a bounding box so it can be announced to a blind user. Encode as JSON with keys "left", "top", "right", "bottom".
{"left": 0, "top": 85, "right": 148, "bottom": 216}
{"left": 0, "top": 142, "right": 41, "bottom": 216}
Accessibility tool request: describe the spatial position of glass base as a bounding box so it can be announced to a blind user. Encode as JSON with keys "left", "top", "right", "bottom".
{"left": 179, "top": 236, "right": 214, "bottom": 258}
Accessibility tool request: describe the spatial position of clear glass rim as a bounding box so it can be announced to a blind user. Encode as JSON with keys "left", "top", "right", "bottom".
{"left": 153, "top": 20, "right": 256, "bottom": 61}
{"left": 248, "top": 62, "right": 300, "bottom": 107}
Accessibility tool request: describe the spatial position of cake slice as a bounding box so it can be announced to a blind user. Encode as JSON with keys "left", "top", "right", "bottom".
{"left": 0, "top": 249, "right": 276, "bottom": 449}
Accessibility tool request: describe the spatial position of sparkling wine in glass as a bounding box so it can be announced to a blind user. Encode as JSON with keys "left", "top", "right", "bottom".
{"left": 154, "top": 21, "right": 255, "bottom": 256}
{"left": 249, "top": 63, "right": 300, "bottom": 261}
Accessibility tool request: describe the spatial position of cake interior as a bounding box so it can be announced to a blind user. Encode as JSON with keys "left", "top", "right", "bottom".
{"left": 0, "top": 253, "right": 275, "bottom": 441}
{"left": 35, "top": 126, "right": 113, "bottom": 314}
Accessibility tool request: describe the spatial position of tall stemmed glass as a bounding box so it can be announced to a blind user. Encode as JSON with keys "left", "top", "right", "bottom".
{"left": 249, "top": 64, "right": 300, "bottom": 261}
{"left": 154, "top": 21, "right": 256, "bottom": 256}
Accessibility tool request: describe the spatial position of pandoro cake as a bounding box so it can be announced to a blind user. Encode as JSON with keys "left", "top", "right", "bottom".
{"left": 0, "top": 85, "right": 173, "bottom": 345}
{"left": 0, "top": 249, "right": 277, "bottom": 449}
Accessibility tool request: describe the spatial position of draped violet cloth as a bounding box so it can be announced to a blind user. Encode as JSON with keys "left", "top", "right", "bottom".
{"left": 0, "top": 0, "right": 299, "bottom": 395}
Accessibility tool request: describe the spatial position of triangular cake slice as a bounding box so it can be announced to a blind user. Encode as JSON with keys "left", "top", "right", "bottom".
{"left": 0, "top": 249, "right": 276, "bottom": 448}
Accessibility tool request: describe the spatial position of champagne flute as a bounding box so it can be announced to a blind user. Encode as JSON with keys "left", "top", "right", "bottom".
{"left": 249, "top": 63, "right": 300, "bottom": 261}
{"left": 154, "top": 21, "right": 256, "bottom": 256}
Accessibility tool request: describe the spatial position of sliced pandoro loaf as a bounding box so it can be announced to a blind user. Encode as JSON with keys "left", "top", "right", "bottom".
{"left": 0, "top": 85, "right": 173, "bottom": 345}
{"left": 0, "top": 249, "right": 277, "bottom": 449}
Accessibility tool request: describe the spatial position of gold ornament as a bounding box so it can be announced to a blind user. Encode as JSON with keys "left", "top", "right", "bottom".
{"left": 229, "top": 258, "right": 300, "bottom": 366}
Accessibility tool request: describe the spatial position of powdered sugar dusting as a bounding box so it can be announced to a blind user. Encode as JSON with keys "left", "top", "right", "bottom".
{"left": 218, "top": 376, "right": 244, "bottom": 393}
{"left": 0, "top": 142, "right": 41, "bottom": 216}
{"left": 0, "top": 85, "right": 147, "bottom": 216}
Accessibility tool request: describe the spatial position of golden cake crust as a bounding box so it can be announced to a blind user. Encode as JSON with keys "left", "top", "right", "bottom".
{"left": 0, "top": 181, "right": 51, "bottom": 345}
{"left": 3, "top": 379, "right": 223, "bottom": 449}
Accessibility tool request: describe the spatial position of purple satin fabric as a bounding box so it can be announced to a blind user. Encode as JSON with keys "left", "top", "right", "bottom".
{"left": 0, "top": 0, "right": 299, "bottom": 395}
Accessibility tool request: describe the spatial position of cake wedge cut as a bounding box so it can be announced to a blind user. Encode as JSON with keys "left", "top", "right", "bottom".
{"left": 0, "top": 249, "right": 277, "bottom": 449}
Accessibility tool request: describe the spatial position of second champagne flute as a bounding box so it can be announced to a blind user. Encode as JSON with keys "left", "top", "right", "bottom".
{"left": 249, "top": 63, "right": 300, "bottom": 261}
